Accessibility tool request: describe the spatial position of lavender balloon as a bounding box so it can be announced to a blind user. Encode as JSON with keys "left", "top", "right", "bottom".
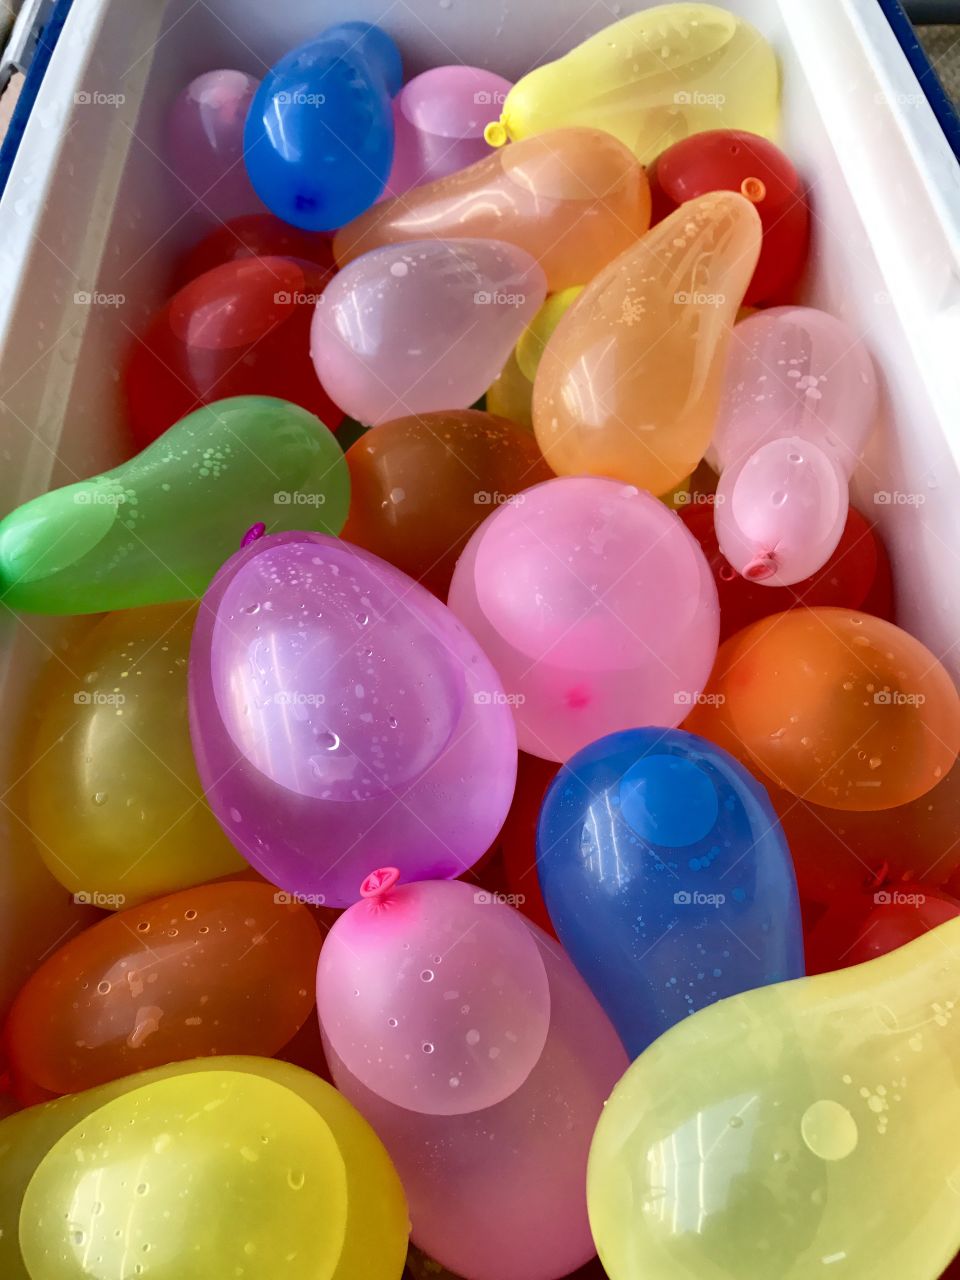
{"left": 166, "top": 70, "right": 263, "bottom": 222}
{"left": 189, "top": 531, "right": 518, "bottom": 906}
{"left": 310, "top": 239, "right": 546, "bottom": 426}
{"left": 385, "top": 66, "right": 513, "bottom": 197}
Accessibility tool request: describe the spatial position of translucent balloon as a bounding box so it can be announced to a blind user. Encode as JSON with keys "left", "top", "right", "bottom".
{"left": 807, "top": 882, "right": 960, "bottom": 975}
{"left": 4, "top": 881, "right": 321, "bottom": 1094}
{"left": 486, "top": 348, "right": 533, "bottom": 429}
{"left": 311, "top": 239, "right": 546, "bottom": 426}
{"left": 125, "top": 257, "right": 342, "bottom": 448}
{"left": 244, "top": 22, "right": 402, "bottom": 230}
{"left": 538, "top": 728, "right": 803, "bottom": 1058}
{"left": 166, "top": 70, "right": 262, "bottom": 223}
{"left": 484, "top": 5, "right": 780, "bottom": 163}
{"left": 588, "top": 920, "right": 960, "bottom": 1280}
{"left": 0, "top": 396, "right": 349, "bottom": 614}
{"left": 650, "top": 129, "right": 809, "bottom": 304}
{"left": 317, "top": 873, "right": 551, "bottom": 1115}
{"left": 189, "top": 530, "right": 517, "bottom": 905}
{"left": 715, "top": 437, "right": 849, "bottom": 586}
{"left": 685, "top": 608, "right": 960, "bottom": 810}
{"left": 447, "top": 477, "right": 719, "bottom": 761}
{"left": 172, "top": 213, "right": 335, "bottom": 289}
{"left": 334, "top": 129, "right": 652, "bottom": 291}
{"left": 25, "top": 603, "right": 243, "bottom": 906}
{"left": 0, "top": 1056, "right": 407, "bottom": 1280}
{"left": 532, "top": 192, "right": 761, "bottom": 496}
{"left": 385, "top": 65, "right": 513, "bottom": 197}
{"left": 342, "top": 408, "right": 553, "bottom": 597}
{"left": 711, "top": 306, "right": 879, "bottom": 475}
{"left": 324, "top": 922, "right": 627, "bottom": 1280}
{"left": 515, "top": 287, "right": 583, "bottom": 381}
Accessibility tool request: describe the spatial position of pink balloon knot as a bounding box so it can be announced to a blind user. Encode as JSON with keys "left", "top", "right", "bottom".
{"left": 361, "top": 866, "right": 401, "bottom": 900}
{"left": 742, "top": 553, "right": 778, "bottom": 581}
{"left": 241, "top": 522, "right": 267, "bottom": 548}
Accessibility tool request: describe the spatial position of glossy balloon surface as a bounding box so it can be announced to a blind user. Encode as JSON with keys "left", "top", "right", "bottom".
{"left": 335, "top": 128, "right": 651, "bottom": 291}
{"left": 312, "top": 239, "right": 546, "bottom": 425}
{"left": 325, "top": 923, "right": 627, "bottom": 1280}
{"left": 533, "top": 192, "right": 761, "bottom": 495}
{"left": 166, "top": 70, "right": 262, "bottom": 223}
{"left": 25, "top": 603, "right": 243, "bottom": 905}
{"left": 5, "top": 881, "right": 321, "bottom": 1094}
{"left": 125, "top": 257, "right": 343, "bottom": 448}
{"left": 244, "top": 23, "right": 402, "bottom": 230}
{"left": 342, "top": 409, "right": 553, "bottom": 596}
{"left": 172, "top": 213, "right": 335, "bottom": 289}
{"left": 538, "top": 728, "right": 803, "bottom": 1057}
{"left": 485, "top": 5, "right": 780, "bottom": 163}
{"left": 686, "top": 609, "right": 960, "bottom": 810}
{"left": 588, "top": 921, "right": 960, "bottom": 1280}
{"left": 0, "top": 397, "right": 349, "bottom": 614}
{"left": 711, "top": 306, "right": 879, "bottom": 476}
{"left": 715, "top": 437, "right": 849, "bottom": 586}
{"left": 651, "top": 129, "right": 809, "bottom": 303}
{"left": 385, "top": 65, "right": 513, "bottom": 197}
{"left": 190, "top": 531, "right": 517, "bottom": 904}
{"left": 317, "top": 875, "right": 551, "bottom": 1115}
{"left": 447, "top": 477, "right": 719, "bottom": 761}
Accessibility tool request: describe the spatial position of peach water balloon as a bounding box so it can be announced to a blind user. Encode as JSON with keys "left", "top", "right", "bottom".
{"left": 447, "top": 476, "right": 719, "bottom": 761}
{"left": 334, "top": 129, "right": 652, "bottom": 292}
{"left": 588, "top": 920, "right": 960, "bottom": 1280}
{"left": 311, "top": 239, "right": 546, "bottom": 425}
{"left": 715, "top": 436, "right": 850, "bottom": 586}
{"left": 189, "top": 530, "right": 517, "bottom": 905}
{"left": 685, "top": 608, "right": 960, "bottom": 810}
{"left": 532, "top": 191, "right": 761, "bottom": 496}
{"left": 317, "top": 874, "right": 551, "bottom": 1115}
{"left": 166, "top": 70, "right": 262, "bottom": 223}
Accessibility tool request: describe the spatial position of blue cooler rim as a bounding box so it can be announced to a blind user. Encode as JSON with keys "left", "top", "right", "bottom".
{"left": 881, "top": 0, "right": 960, "bottom": 158}
{"left": 0, "top": 0, "right": 75, "bottom": 195}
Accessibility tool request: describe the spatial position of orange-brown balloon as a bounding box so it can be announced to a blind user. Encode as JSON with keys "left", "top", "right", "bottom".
{"left": 342, "top": 410, "right": 553, "bottom": 597}
{"left": 686, "top": 608, "right": 960, "bottom": 812}
{"left": 4, "top": 881, "right": 321, "bottom": 1095}
{"left": 533, "top": 190, "right": 761, "bottom": 496}
{"left": 334, "top": 128, "right": 651, "bottom": 291}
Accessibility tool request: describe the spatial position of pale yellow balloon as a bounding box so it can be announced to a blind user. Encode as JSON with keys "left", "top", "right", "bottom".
{"left": 486, "top": 348, "right": 533, "bottom": 431}
{"left": 588, "top": 920, "right": 960, "bottom": 1280}
{"left": 485, "top": 4, "right": 780, "bottom": 163}
{"left": 515, "top": 288, "right": 584, "bottom": 382}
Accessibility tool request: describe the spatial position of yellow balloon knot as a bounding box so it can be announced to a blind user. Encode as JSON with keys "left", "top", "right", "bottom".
{"left": 484, "top": 118, "right": 509, "bottom": 148}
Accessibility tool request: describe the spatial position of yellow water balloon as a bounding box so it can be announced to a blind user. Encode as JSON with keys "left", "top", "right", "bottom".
{"left": 485, "top": 348, "right": 533, "bottom": 430}
{"left": 515, "top": 287, "right": 583, "bottom": 382}
{"left": 588, "top": 920, "right": 960, "bottom": 1279}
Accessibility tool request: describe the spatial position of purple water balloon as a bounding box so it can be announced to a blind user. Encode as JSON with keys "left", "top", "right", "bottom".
{"left": 384, "top": 65, "right": 513, "bottom": 197}
{"left": 189, "top": 532, "right": 518, "bottom": 905}
{"left": 310, "top": 238, "right": 546, "bottom": 425}
{"left": 166, "top": 70, "right": 264, "bottom": 222}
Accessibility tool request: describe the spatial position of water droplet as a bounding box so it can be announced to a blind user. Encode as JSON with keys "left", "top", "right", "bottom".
{"left": 420, "top": 969, "right": 435, "bottom": 983}
{"left": 97, "top": 981, "right": 111, "bottom": 995}
{"left": 421, "top": 1042, "right": 435, "bottom": 1054}
{"left": 801, "top": 1099, "right": 858, "bottom": 1160}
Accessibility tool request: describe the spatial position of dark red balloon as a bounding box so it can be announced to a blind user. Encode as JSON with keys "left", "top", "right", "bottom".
{"left": 649, "top": 129, "right": 810, "bottom": 305}
{"left": 498, "top": 752, "right": 560, "bottom": 936}
{"left": 681, "top": 503, "right": 893, "bottom": 641}
{"left": 172, "top": 214, "right": 335, "bottom": 290}
{"left": 124, "top": 255, "right": 343, "bottom": 449}
{"left": 804, "top": 884, "right": 960, "bottom": 975}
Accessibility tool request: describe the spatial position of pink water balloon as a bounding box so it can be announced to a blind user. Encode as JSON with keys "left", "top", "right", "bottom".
{"left": 385, "top": 66, "right": 513, "bottom": 197}
{"left": 715, "top": 436, "right": 850, "bottom": 586}
{"left": 447, "top": 477, "right": 720, "bottom": 762}
{"left": 711, "top": 306, "right": 879, "bottom": 475}
{"left": 166, "top": 70, "right": 264, "bottom": 222}
{"left": 189, "top": 531, "right": 518, "bottom": 906}
{"left": 322, "top": 904, "right": 627, "bottom": 1280}
{"left": 310, "top": 239, "right": 546, "bottom": 425}
{"left": 317, "top": 873, "right": 551, "bottom": 1116}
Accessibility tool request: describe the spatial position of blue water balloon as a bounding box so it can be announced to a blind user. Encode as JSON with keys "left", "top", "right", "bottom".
{"left": 537, "top": 727, "right": 804, "bottom": 1057}
{"left": 244, "top": 22, "right": 402, "bottom": 231}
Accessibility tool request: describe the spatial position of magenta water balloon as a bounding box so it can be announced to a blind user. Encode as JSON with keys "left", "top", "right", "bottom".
{"left": 317, "top": 874, "right": 551, "bottom": 1116}
{"left": 166, "top": 70, "right": 263, "bottom": 222}
{"left": 385, "top": 66, "right": 513, "bottom": 197}
{"left": 189, "top": 531, "right": 518, "bottom": 905}
{"left": 310, "top": 239, "right": 546, "bottom": 425}
{"left": 715, "top": 436, "right": 850, "bottom": 586}
{"left": 322, "top": 912, "right": 627, "bottom": 1280}
{"left": 447, "top": 477, "right": 720, "bottom": 762}
{"left": 712, "top": 306, "right": 879, "bottom": 476}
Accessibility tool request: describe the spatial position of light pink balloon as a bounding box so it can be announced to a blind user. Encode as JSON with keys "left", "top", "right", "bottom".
{"left": 715, "top": 436, "right": 850, "bottom": 587}
{"left": 322, "top": 916, "right": 627, "bottom": 1280}
{"left": 447, "top": 477, "right": 720, "bottom": 761}
{"left": 166, "top": 70, "right": 264, "bottom": 222}
{"left": 311, "top": 239, "right": 546, "bottom": 425}
{"left": 316, "top": 874, "right": 551, "bottom": 1116}
{"left": 384, "top": 65, "right": 512, "bottom": 197}
{"left": 711, "top": 306, "right": 878, "bottom": 476}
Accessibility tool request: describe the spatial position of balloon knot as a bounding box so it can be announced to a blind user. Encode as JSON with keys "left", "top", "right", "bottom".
{"left": 360, "top": 867, "right": 401, "bottom": 900}
{"left": 484, "top": 118, "right": 508, "bottom": 148}
{"left": 241, "top": 522, "right": 266, "bottom": 548}
{"left": 741, "top": 176, "right": 767, "bottom": 204}
{"left": 742, "top": 553, "right": 778, "bottom": 581}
